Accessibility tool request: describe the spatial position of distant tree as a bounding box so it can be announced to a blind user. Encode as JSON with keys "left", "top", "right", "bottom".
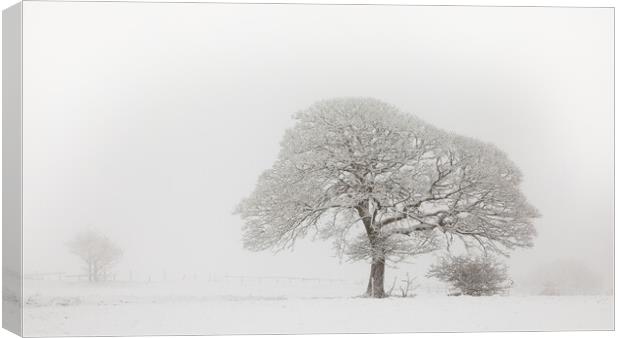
{"left": 67, "top": 230, "right": 122, "bottom": 282}
{"left": 236, "top": 98, "right": 538, "bottom": 298}
{"left": 540, "top": 281, "right": 560, "bottom": 296}
{"left": 427, "top": 255, "right": 512, "bottom": 296}
{"left": 530, "top": 259, "right": 605, "bottom": 295}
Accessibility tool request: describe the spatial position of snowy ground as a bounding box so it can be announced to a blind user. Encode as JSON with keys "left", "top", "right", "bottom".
{"left": 22, "top": 279, "right": 613, "bottom": 336}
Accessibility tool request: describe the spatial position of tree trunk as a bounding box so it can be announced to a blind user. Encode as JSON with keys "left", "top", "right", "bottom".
{"left": 365, "top": 257, "right": 386, "bottom": 298}
{"left": 356, "top": 201, "right": 387, "bottom": 298}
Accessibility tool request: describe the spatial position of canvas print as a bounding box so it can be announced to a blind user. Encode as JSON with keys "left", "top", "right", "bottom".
{"left": 3, "top": 1, "right": 614, "bottom": 336}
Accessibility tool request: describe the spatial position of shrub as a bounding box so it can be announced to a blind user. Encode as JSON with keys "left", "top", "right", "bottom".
{"left": 427, "top": 255, "right": 512, "bottom": 296}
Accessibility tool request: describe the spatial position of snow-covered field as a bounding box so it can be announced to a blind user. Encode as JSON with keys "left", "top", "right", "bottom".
{"left": 22, "top": 279, "right": 613, "bottom": 336}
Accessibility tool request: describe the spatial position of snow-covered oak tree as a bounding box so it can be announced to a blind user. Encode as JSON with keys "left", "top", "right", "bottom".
{"left": 236, "top": 98, "right": 538, "bottom": 298}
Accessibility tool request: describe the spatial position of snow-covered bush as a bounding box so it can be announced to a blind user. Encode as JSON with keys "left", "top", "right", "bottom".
{"left": 427, "top": 255, "right": 512, "bottom": 296}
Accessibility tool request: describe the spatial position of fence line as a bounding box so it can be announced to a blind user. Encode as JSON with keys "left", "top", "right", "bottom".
{"left": 23, "top": 271, "right": 364, "bottom": 285}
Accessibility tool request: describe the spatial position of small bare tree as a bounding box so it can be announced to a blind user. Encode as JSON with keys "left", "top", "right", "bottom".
{"left": 386, "top": 273, "right": 418, "bottom": 297}
{"left": 387, "top": 276, "right": 398, "bottom": 296}
{"left": 398, "top": 273, "right": 418, "bottom": 297}
{"left": 427, "top": 255, "right": 511, "bottom": 296}
{"left": 67, "top": 230, "right": 123, "bottom": 282}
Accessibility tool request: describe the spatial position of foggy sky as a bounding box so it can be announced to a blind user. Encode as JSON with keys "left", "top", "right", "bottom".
{"left": 21, "top": 3, "right": 613, "bottom": 292}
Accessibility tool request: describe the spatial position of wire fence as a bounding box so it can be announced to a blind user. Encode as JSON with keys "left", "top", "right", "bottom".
{"left": 23, "top": 271, "right": 362, "bottom": 285}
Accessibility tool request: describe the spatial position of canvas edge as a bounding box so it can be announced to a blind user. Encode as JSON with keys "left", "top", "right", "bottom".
{"left": 2, "top": 2, "right": 23, "bottom": 337}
